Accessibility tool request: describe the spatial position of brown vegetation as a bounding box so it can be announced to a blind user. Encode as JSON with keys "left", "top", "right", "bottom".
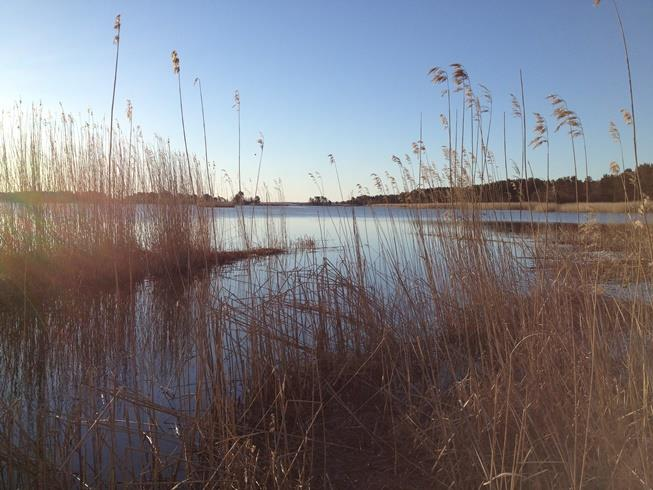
{"left": 2, "top": 1, "right": 653, "bottom": 487}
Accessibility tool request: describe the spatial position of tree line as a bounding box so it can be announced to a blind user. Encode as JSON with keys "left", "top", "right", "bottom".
{"left": 345, "top": 163, "right": 653, "bottom": 205}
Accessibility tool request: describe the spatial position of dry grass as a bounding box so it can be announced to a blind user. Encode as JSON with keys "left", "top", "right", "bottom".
{"left": 2, "top": 203, "right": 652, "bottom": 488}
{"left": 0, "top": 102, "right": 282, "bottom": 299}
{"left": 292, "top": 235, "right": 317, "bottom": 251}
{"left": 0, "top": 245, "right": 282, "bottom": 305}
{"left": 2, "top": 3, "right": 653, "bottom": 487}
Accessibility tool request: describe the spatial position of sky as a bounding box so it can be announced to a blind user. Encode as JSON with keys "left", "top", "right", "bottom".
{"left": 1, "top": 0, "right": 652, "bottom": 201}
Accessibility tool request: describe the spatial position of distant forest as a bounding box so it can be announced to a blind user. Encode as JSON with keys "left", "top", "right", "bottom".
{"left": 346, "top": 163, "right": 653, "bottom": 205}
{"left": 0, "top": 191, "right": 233, "bottom": 205}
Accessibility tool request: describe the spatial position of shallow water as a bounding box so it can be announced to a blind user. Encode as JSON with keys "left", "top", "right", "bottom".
{"left": 0, "top": 204, "right": 646, "bottom": 485}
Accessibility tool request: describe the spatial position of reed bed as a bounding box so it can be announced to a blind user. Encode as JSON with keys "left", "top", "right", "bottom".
{"left": 2, "top": 1, "right": 653, "bottom": 487}
{"left": 2, "top": 208, "right": 652, "bottom": 488}
{"left": 0, "top": 105, "right": 283, "bottom": 299}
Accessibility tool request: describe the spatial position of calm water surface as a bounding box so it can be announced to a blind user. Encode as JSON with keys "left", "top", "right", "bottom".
{"left": 0, "top": 204, "right": 645, "bottom": 484}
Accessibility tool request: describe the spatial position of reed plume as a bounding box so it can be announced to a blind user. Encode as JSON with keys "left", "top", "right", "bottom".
{"left": 510, "top": 85, "right": 530, "bottom": 212}
{"left": 450, "top": 63, "right": 469, "bottom": 91}
{"left": 620, "top": 108, "right": 632, "bottom": 125}
{"left": 328, "top": 153, "right": 344, "bottom": 202}
{"left": 429, "top": 66, "right": 453, "bottom": 198}
{"left": 609, "top": 161, "right": 620, "bottom": 175}
{"left": 548, "top": 94, "right": 582, "bottom": 218}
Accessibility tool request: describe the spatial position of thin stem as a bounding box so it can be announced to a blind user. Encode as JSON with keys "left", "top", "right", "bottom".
{"left": 335, "top": 164, "right": 344, "bottom": 202}
{"left": 545, "top": 137, "right": 550, "bottom": 251}
{"left": 177, "top": 73, "right": 194, "bottom": 196}
{"left": 520, "top": 71, "right": 534, "bottom": 226}
{"left": 447, "top": 81, "right": 453, "bottom": 204}
{"left": 196, "top": 78, "right": 211, "bottom": 197}
{"left": 581, "top": 131, "right": 590, "bottom": 204}
{"left": 503, "top": 112, "right": 509, "bottom": 202}
{"left": 611, "top": 0, "right": 641, "bottom": 195}
{"left": 611, "top": 0, "right": 652, "bottom": 259}
{"left": 570, "top": 132, "right": 580, "bottom": 222}
{"left": 108, "top": 27, "right": 120, "bottom": 198}
{"left": 238, "top": 101, "right": 241, "bottom": 195}
{"left": 250, "top": 140, "right": 264, "bottom": 240}
{"left": 418, "top": 112, "right": 422, "bottom": 191}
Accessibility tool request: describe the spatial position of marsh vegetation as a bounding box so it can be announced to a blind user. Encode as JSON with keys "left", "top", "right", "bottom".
{"left": 1, "top": 1, "right": 653, "bottom": 488}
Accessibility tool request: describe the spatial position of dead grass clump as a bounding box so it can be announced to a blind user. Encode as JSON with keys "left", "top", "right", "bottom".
{"left": 0, "top": 246, "right": 283, "bottom": 305}
{"left": 484, "top": 219, "right": 653, "bottom": 283}
{"left": 292, "top": 235, "right": 317, "bottom": 251}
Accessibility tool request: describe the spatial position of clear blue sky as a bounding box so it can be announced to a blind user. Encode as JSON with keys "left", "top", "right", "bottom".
{"left": 2, "top": 0, "right": 652, "bottom": 201}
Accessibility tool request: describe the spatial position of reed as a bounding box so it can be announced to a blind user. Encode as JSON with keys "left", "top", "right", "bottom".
{"left": 108, "top": 14, "right": 121, "bottom": 198}
{"left": 549, "top": 94, "right": 582, "bottom": 220}
{"left": 194, "top": 77, "right": 212, "bottom": 197}
{"left": 328, "top": 153, "right": 344, "bottom": 202}
{"left": 597, "top": 0, "right": 653, "bottom": 257}
{"left": 234, "top": 90, "right": 242, "bottom": 196}
{"left": 0, "top": 101, "right": 283, "bottom": 298}
{"left": 171, "top": 50, "right": 195, "bottom": 197}
{"left": 530, "top": 112, "right": 550, "bottom": 246}
{"left": 3, "top": 194, "right": 651, "bottom": 487}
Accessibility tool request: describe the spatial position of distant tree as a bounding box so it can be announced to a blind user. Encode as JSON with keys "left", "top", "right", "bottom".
{"left": 232, "top": 191, "right": 245, "bottom": 204}
{"left": 309, "top": 195, "right": 331, "bottom": 205}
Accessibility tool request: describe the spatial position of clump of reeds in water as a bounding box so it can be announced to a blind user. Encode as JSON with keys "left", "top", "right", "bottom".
{"left": 0, "top": 103, "right": 282, "bottom": 300}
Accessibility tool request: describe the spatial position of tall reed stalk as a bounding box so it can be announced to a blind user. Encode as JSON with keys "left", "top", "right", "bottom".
{"left": 171, "top": 50, "right": 194, "bottom": 197}
{"left": 250, "top": 133, "right": 265, "bottom": 239}
{"left": 597, "top": 0, "right": 653, "bottom": 253}
{"left": 549, "top": 94, "right": 582, "bottom": 221}
{"left": 194, "top": 77, "right": 211, "bottom": 197}
{"left": 429, "top": 67, "right": 453, "bottom": 203}
{"left": 328, "top": 153, "right": 344, "bottom": 202}
{"left": 108, "top": 15, "right": 121, "bottom": 198}
{"left": 234, "top": 90, "right": 241, "bottom": 197}
{"left": 530, "top": 112, "right": 550, "bottom": 247}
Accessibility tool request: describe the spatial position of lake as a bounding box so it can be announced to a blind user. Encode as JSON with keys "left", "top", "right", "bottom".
{"left": 0, "top": 204, "right": 648, "bottom": 486}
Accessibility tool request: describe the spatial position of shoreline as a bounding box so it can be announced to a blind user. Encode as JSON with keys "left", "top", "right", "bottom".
{"left": 367, "top": 201, "right": 648, "bottom": 214}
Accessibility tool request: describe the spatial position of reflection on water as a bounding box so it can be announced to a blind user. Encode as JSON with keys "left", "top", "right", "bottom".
{"left": 0, "top": 204, "right": 638, "bottom": 485}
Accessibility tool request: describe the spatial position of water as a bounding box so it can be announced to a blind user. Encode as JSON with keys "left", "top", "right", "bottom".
{"left": 0, "top": 204, "right": 646, "bottom": 486}
{"left": 211, "top": 204, "right": 650, "bottom": 239}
